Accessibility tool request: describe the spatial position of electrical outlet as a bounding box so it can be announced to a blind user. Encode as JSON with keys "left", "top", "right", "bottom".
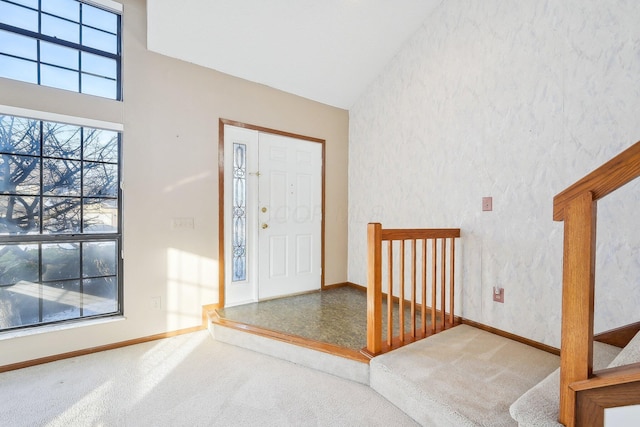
{"left": 151, "top": 296, "right": 162, "bottom": 310}
{"left": 493, "top": 287, "right": 504, "bottom": 303}
{"left": 482, "top": 197, "right": 493, "bottom": 211}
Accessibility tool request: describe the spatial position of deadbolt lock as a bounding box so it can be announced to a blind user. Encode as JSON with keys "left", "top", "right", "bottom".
{"left": 261, "top": 207, "right": 267, "bottom": 213}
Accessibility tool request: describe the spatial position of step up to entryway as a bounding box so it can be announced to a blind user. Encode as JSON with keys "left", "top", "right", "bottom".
{"left": 208, "top": 318, "right": 370, "bottom": 385}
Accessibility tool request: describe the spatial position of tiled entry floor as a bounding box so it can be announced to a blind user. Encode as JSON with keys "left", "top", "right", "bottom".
{"left": 217, "top": 286, "right": 368, "bottom": 351}
{"left": 216, "top": 286, "right": 427, "bottom": 352}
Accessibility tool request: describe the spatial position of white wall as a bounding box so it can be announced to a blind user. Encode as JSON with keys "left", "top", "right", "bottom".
{"left": 0, "top": 0, "right": 349, "bottom": 366}
{"left": 348, "top": 0, "right": 640, "bottom": 347}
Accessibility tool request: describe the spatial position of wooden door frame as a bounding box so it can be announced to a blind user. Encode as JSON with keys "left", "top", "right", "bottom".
{"left": 218, "top": 118, "right": 326, "bottom": 307}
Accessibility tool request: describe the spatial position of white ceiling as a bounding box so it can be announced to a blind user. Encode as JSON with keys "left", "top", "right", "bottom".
{"left": 146, "top": 0, "right": 442, "bottom": 110}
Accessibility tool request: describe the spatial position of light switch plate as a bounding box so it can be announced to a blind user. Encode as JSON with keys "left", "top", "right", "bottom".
{"left": 482, "top": 197, "right": 492, "bottom": 211}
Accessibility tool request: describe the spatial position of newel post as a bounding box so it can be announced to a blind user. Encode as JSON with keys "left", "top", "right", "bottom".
{"left": 558, "top": 191, "right": 597, "bottom": 427}
{"left": 366, "top": 223, "right": 382, "bottom": 355}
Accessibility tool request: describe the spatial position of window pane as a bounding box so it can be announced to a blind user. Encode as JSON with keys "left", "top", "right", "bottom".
{"left": 81, "top": 51, "right": 116, "bottom": 79}
{"left": 83, "top": 240, "right": 116, "bottom": 277}
{"left": 42, "top": 280, "right": 80, "bottom": 321}
{"left": 42, "top": 0, "right": 79, "bottom": 22}
{"left": 0, "top": 1, "right": 38, "bottom": 32}
{"left": 42, "top": 14, "right": 79, "bottom": 44}
{"left": 0, "top": 29, "right": 37, "bottom": 60}
{"left": 42, "top": 122, "right": 82, "bottom": 159}
{"left": 232, "top": 143, "right": 247, "bottom": 281}
{"left": 82, "top": 276, "right": 117, "bottom": 315}
{"left": 0, "top": 244, "right": 38, "bottom": 285}
{"left": 42, "top": 242, "right": 80, "bottom": 281}
{"left": 40, "top": 64, "right": 79, "bottom": 92}
{"left": 40, "top": 41, "right": 79, "bottom": 71}
{"left": 0, "top": 195, "right": 39, "bottom": 234}
{"left": 82, "top": 26, "right": 117, "bottom": 54}
{"left": 82, "top": 4, "right": 117, "bottom": 34}
{"left": 0, "top": 154, "right": 41, "bottom": 195}
{"left": 42, "top": 197, "right": 81, "bottom": 233}
{"left": 83, "top": 162, "right": 117, "bottom": 197}
{"left": 83, "top": 198, "right": 117, "bottom": 233}
{"left": 81, "top": 73, "right": 116, "bottom": 99}
{"left": 83, "top": 128, "right": 118, "bottom": 162}
{"left": 0, "top": 54, "right": 37, "bottom": 84}
{"left": 43, "top": 158, "right": 81, "bottom": 196}
{"left": 8, "top": 0, "right": 38, "bottom": 8}
{"left": 0, "top": 281, "right": 40, "bottom": 328}
{"left": 0, "top": 116, "right": 40, "bottom": 155}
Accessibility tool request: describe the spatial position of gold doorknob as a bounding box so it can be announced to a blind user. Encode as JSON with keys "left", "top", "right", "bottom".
{"left": 261, "top": 207, "right": 267, "bottom": 213}
{"left": 261, "top": 223, "right": 268, "bottom": 229}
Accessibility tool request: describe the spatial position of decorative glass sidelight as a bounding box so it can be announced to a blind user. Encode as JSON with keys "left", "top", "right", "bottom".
{"left": 232, "top": 143, "right": 247, "bottom": 281}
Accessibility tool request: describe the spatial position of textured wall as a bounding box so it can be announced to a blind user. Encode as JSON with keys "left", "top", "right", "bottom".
{"left": 348, "top": 0, "right": 640, "bottom": 347}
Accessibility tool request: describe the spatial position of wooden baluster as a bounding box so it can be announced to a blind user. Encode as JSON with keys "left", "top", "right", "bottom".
{"left": 411, "top": 239, "right": 417, "bottom": 338}
{"left": 387, "top": 240, "right": 393, "bottom": 347}
{"left": 431, "top": 238, "right": 437, "bottom": 333}
{"left": 366, "top": 223, "right": 382, "bottom": 355}
{"left": 440, "top": 238, "right": 446, "bottom": 329}
{"left": 421, "top": 238, "right": 427, "bottom": 336}
{"left": 449, "top": 237, "right": 456, "bottom": 325}
{"left": 399, "top": 240, "right": 405, "bottom": 342}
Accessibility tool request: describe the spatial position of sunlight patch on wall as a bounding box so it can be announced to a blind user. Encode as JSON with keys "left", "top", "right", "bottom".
{"left": 166, "top": 248, "right": 217, "bottom": 330}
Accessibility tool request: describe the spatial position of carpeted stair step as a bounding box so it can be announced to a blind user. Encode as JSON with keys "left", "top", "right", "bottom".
{"left": 370, "top": 324, "right": 560, "bottom": 426}
{"left": 510, "top": 331, "right": 640, "bottom": 426}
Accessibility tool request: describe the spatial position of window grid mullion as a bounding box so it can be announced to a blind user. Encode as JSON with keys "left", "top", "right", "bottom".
{"left": 38, "top": 242, "right": 43, "bottom": 323}
{"left": 0, "top": 22, "right": 120, "bottom": 61}
{"left": 78, "top": 2, "right": 83, "bottom": 94}
{"left": 116, "top": 13, "right": 122, "bottom": 99}
{"left": 79, "top": 241, "right": 83, "bottom": 317}
{"left": 36, "top": 0, "right": 42, "bottom": 85}
{"left": 39, "top": 120, "right": 43, "bottom": 235}
{"left": 80, "top": 127, "right": 84, "bottom": 233}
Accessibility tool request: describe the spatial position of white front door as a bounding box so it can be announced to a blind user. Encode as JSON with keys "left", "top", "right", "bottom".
{"left": 223, "top": 124, "right": 322, "bottom": 306}
{"left": 257, "top": 132, "right": 322, "bottom": 299}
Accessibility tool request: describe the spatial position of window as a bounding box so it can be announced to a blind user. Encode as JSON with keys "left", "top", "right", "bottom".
{"left": 232, "top": 143, "right": 247, "bottom": 282}
{"left": 0, "top": 0, "right": 121, "bottom": 100}
{"left": 0, "top": 113, "right": 121, "bottom": 331}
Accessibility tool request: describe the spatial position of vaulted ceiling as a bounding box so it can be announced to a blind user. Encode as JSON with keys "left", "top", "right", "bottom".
{"left": 146, "top": 0, "right": 442, "bottom": 109}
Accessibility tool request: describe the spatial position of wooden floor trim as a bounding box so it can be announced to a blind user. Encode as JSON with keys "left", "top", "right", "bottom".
{"left": 461, "top": 318, "right": 560, "bottom": 355}
{"left": 0, "top": 324, "right": 205, "bottom": 373}
{"left": 210, "top": 310, "right": 370, "bottom": 364}
{"left": 345, "top": 283, "right": 558, "bottom": 356}
{"left": 0, "top": 303, "right": 222, "bottom": 373}
{"left": 594, "top": 321, "right": 640, "bottom": 348}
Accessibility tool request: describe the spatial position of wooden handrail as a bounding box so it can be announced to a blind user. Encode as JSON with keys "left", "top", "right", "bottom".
{"left": 571, "top": 363, "right": 640, "bottom": 427}
{"left": 553, "top": 140, "right": 640, "bottom": 221}
{"left": 554, "top": 140, "right": 640, "bottom": 426}
{"left": 571, "top": 362, "right": 640, "bottom": 392}
{"left": 381, "top": 228, "right": 461, "bottom": 240}
{"left": 365, "top": 223, "right": 460, "bottom": 356}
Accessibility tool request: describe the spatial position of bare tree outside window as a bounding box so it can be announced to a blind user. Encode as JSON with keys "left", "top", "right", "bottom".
{"left": 0, "top": 115, "right": 121, "bottom": 330}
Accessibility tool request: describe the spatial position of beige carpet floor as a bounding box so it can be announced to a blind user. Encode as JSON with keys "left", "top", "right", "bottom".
{"left": 1, "top": 331, "right": 418, "bottom": 427}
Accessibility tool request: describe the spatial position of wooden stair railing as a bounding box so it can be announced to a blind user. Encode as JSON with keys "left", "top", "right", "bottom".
{"left": 365, "top": 223, "right": 461, "bottom": 356}
{"left": 553, "top": 140, "right": 640, "bottom": 427}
